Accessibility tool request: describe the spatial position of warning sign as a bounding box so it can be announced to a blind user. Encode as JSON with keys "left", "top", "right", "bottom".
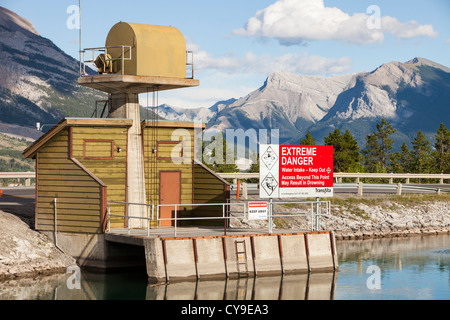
{"left": 248, "top": 202, "right": 268, "bottom": 220}
{"left": 260, "top": 144, "right": 334, "bottom": 198}
{"left": 261, "top": 146, "right": 278, "bottom": 170}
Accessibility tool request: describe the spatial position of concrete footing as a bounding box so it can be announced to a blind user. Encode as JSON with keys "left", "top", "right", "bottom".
{"left": 144, "top": 231, "right": 338, "bottom": 283}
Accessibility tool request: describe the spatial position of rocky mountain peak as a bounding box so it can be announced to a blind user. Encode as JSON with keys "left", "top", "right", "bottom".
{"left": 0, "top": 6, "right": 39, "bottom": 36}
{"left": 405, "top": 57, "right": 450, "bottom": 73}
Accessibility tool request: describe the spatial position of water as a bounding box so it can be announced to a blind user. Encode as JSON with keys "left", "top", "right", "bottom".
{"left": 0, "top": 234, "right": 448, "bottom": 300}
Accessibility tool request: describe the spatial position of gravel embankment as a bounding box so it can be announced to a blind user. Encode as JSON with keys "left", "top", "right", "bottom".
{"left": 0, "top": 210, "right": 76, "bottom": 281}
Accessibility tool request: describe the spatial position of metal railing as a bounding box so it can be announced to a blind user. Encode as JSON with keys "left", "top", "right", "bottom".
{"left": 80, "top": 45, "right": 195, "bottom": 79}
{"left": 106, "top": 199, "right": 331, "bottom": 237}
{"left": 107, "top": 201, "right": 155, "bottom": 236}
{"left": 269, "top": 200, "right": 331, "bottom": 233}
{"left": 218, "top": 172, "right": 450, "bottom": 184}
{"left": 80, "top": 45, "right": 132, "bottom": 76}
{"left": 157, "top": 202, "right": 247, "bottom": 237}
{"left": 0, "top": 172, "right": 35, "bottom": 179}
{"left": 186, "top": 50, "right": 194, "bottom": 79}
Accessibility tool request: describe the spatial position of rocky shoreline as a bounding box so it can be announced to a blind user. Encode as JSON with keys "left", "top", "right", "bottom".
{"left": 0, "top": 210, "right": 76, "bottom": 281}
{"left": 232, "top": 194, "right": 450, "bottom": 241}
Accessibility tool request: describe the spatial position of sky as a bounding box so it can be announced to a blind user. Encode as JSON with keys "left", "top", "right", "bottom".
{"left": 3, "top": 0, "right": 450, "bottom": 109}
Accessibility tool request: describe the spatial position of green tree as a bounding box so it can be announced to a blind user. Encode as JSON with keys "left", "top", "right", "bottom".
{"left": 300, "top": 131, "right": 315, "bottom": 145}
{"left": 247, "top": 150, "right": 260, "bottom": 183}
{"left": 202, "top": 132, "right": 238, "bottom": 173}
{"left": 324, "top": 128, "right": 361, "bottom": 172}
{"left": 362, "top": 133, "right": 381, "bottom": 172}
{"left": 434, "top": 123, "right": 450, "bottom": 173}
{"left": 411, "top": 130, "right": 433, "bottom": 173}
{"left": 362, "top": 118, "right": 396, "bottom": 172}
{"left": 389, "top": 142, "right": 413, "bottom": 173}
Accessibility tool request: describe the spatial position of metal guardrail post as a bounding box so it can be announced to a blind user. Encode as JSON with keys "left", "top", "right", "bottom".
{"left": 314, "top": 198, "right": 319, "bottom": 231}
{"left": 358, "top": 182, "right": 364, "bottom": 196}
{"left": 269, "top": 198, "right": 273, "bottom": 234}
{"left": 108, "top": 202, "right": 111, "bottom": 232}
{"left": 174, "top": 205, "right": 178, "bottom": 238}
{"left": 147, "top": 205, "right": 150, "bottom": 237}
{"left": 127, "top": 203, "right": 130, "bottom": 235}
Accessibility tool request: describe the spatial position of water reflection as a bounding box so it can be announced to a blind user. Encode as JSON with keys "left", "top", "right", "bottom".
{"left": 146, "top": 273, "right": 338, "bottom": 300}
{"left": 0, "top": 235, "right": 448, "bottom": 300}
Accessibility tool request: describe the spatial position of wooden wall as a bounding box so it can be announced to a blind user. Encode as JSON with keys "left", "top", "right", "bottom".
{"left": 34, "top": 122, "right": 230, "bottom": 232}
{"left": 143, "top": 126, "right": 194, "bottom": 227}
{"left": 192, "top": 162, "right": 230, "bottom": 226}
{"left": 36, "top": 129, "right": 105, "bottom": 233}
{"left": 71, "top": 126, "right": 128, "bottom": 229}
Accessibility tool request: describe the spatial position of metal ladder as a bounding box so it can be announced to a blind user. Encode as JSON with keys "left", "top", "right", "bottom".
{"left": 235, "top": 240, "right": 249, "bottom": 277}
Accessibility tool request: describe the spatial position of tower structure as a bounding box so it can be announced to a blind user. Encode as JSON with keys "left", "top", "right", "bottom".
{"left": 78, "top": 22, "right": 199, "bottom": 228}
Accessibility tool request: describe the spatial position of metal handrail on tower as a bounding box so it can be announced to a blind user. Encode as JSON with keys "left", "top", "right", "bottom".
{"left": 80, "top": 45, "right": 132, "bottom": 76}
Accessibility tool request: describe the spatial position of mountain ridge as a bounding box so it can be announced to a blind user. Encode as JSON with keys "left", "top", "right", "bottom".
{"left": 0, "top": 7, "right": 448, "bottom": 152}
{"left": 168, "top": 56, "right": 449, "bottom": 150}
{"left": 0, "top": 7, "right": 105, "bottom": 140}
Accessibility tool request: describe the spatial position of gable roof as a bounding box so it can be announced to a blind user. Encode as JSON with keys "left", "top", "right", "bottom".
{"left": 23, "top": 118, "right": 133, "bottom": 159}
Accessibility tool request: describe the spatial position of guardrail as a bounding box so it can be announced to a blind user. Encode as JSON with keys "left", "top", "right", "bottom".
{"left": 5, "top": 172, "right": 448, "bottom": 183}
{"left": 0, "top": 172, "right": 35, "bottom": 179}
{"left": 217, "top": 172, "right": 450, "bottom": 184}
{"left": 0, "top": 172, "right": 35, "bottom": 187}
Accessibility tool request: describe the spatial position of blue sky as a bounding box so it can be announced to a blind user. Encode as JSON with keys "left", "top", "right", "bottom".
{"left": 3, "top": 0, "right": 450, "bottom": 109}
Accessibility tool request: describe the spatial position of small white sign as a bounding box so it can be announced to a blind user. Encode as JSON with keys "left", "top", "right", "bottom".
{"left": 248, "top": 202, "right": 268, "bottom": 220}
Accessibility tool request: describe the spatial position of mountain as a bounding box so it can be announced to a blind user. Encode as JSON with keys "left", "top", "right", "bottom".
{"left": 1, "top": 7, "right": 449, "bottom": 151}
{"left": 207, "top": 71, "right": 357, "bottom": 140}
{"left": 308, "top": 57, "right": 450, "bottom": 148}
{"left": 161, "top": 57, "right": 449, "bottom": 150}
{"left": 0, "top": 6, "right": 105, "bottom": 139}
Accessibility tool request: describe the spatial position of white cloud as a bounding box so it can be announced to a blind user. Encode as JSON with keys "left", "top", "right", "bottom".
{"left": 191, "top": 45, "right": 352, "bottom": 76}
{"left": 234, "top": 0, "right": 438, "bottom": 45}
{"left": 446, "top": 39, "right": 450, "bottom": 45}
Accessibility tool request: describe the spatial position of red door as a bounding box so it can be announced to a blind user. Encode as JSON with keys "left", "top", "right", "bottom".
{"left": 159, "top": 171, "right": 181, "bottom": 227}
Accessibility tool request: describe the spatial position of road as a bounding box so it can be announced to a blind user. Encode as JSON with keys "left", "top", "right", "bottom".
{"left": 0, "top": 186, "right": 35, "bottom": 204}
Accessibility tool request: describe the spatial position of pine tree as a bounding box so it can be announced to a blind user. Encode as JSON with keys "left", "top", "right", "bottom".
{"left": 411, "top": 130, "right": 432, "bottom": 173}
{"left": 375, "top": 118, "right": 396, "bottom": 167}
{"left": 389, "top": 142, "right": 412, "bottom": 173}
{"left": 300, "top": 131, "right": 315, "bottom": 145}
{"left": 362, "top": 118, "right": 396, "bottom": 172}
{"left": 362, "top": 133, "right": 381, "bottom": 172}
{"left": 324, "top": 129, "right": 361, "bottom": 172}
{"left": 202, "top": 133, "right": 238, "bottom": 173}
{"left": 434, "top": 123, "right": 450, "bottom": 173}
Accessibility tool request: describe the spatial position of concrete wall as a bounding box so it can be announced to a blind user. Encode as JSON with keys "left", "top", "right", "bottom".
{"left": 143, "top": 231, "right": 338, "bottom": 283}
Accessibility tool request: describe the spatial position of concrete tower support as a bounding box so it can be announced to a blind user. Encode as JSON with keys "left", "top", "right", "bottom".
{"left": 110, "top": 93, "right": 147, "bottom": 229}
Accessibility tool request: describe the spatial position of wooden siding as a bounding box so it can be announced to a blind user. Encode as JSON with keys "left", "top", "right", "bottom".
{"left": 36, "top": 129, "right": 105, "bottom": 233}
{"left": 71, "top": 127, "right": 127, "bottom": 229}
{"left": 192, "top": 162, "right": 230, "bottom": 226}
{"left": 143, "top": 126, "right": 194, "bottom": 227}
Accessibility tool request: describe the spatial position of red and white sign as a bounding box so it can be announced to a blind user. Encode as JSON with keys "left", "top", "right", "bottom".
{"left": 248, "top": 202, "right": 268, "bottom": 220}
{"left": 260, "top": 144, "right": 334, "bottom": 198}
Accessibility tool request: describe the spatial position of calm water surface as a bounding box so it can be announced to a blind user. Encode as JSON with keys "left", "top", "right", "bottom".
{"left": 0, "top": 234, "right": 448, "bottom": 300}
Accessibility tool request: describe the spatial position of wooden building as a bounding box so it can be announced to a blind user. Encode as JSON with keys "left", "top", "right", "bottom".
{"left": 23, "top": 118, "right": 230, "bottom": 234}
